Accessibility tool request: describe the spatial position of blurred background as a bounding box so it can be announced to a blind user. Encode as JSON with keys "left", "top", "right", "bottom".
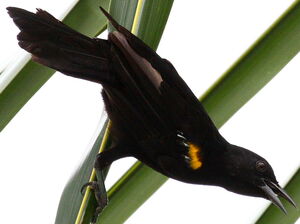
{"left": 0, "top": 0, "right": 299, "bottom": 223}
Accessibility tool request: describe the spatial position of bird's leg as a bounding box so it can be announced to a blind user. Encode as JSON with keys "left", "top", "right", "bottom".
{"left": 81, "top": 146, "right": 130, "bottom": 223}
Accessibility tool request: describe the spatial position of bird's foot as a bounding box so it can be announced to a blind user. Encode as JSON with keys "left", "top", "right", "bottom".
{"left": 81, "top": 169, "right": 108, "bottom": 223}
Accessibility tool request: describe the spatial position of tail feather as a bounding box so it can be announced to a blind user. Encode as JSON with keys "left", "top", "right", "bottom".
{"left": 7, "top": 7, "right": 113, "bottom": 84}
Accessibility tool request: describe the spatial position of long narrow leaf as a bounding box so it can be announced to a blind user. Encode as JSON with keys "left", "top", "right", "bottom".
{"left": 0, "top": 0, "right": 110, "bottom": 131}
{"left": 108, "top": 0, "right": 138, "bottom": 31}
{"left": 200, "top": 0, "right": 300, "bottom": 127}
{"left": 55, "top": 113, "right": 109, "bottom": 224}
{"left": 133, "top": 0, "right": 173, "bottom": 50}
{"left": 99, "top": 1, "right": 300, "bottom": 223}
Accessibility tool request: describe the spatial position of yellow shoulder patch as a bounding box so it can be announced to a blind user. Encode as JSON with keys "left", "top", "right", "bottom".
{"left": 188, "top": 143, "right": 202, "bottom": 170}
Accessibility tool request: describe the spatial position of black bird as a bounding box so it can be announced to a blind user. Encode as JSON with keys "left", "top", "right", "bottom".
{"left": 7, "top": 6, "right": 296, "bottom": 222}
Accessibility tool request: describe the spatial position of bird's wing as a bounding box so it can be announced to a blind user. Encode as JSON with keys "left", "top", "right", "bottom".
{"left": 101, "top": 7, "right": 223, "bottom": 144}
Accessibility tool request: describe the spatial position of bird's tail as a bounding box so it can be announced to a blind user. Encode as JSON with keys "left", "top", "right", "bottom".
{"left": 7, "top": 7, "right": 113, "bottom": 84}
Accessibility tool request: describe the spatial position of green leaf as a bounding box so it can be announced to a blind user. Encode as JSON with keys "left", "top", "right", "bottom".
{"left": 133, "top": 0, "right": 173, "bottom": 49}
{"left": 55, "top": 115, "right": 109, "bottom": 224}
{"left": 255, "top": 168, "right": 300, "bottom": 224}
{"left": 200, "top": 0, "right": 300, "bottom": 128}
{"left": 107, "top": 0, "right": 138, "bottom": 31}
{"left": 0, "top": 0, "right": 110, "bottom": 131}
{"left": 98, "top": 1, "right": 300, "bottom": 223}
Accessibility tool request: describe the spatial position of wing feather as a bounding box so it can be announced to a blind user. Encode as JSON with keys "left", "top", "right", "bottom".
{"left": 101, "top": 8, "right": 223, "bottom": 143}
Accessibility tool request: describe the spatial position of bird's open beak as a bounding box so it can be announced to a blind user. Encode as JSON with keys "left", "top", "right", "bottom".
{"left": 259, "top": 179, "right": 296, "bottom": 214}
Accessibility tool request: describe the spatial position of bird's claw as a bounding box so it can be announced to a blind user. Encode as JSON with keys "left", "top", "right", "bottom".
{"left": 81, "top": 177, "right": 108, "bottom": 223}
{"left": 81, "top": 179, "right": 107, "bottom": 205}
{"left": 81, "top": 181, "right": 98, "bottom": 195}
{"left": 90, "top": 203, "right": 108, "bottom": 224}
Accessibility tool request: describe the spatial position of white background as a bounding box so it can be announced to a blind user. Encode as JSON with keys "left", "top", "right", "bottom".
{"left": 0, "top": 0, "right": 299, "bottom": 223}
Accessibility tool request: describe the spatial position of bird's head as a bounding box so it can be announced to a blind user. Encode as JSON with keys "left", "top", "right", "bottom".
{"left": 221, "top": 144, "right": 296, "bottom": 213}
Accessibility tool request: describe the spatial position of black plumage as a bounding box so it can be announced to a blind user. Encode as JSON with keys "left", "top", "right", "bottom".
{"left": 7, "top": 6, "right": 296, "bottom": 222}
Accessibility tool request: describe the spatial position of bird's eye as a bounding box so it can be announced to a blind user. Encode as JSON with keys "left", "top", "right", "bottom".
{"left": 256, "top": 160, "right": 267, "bottom": 172}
